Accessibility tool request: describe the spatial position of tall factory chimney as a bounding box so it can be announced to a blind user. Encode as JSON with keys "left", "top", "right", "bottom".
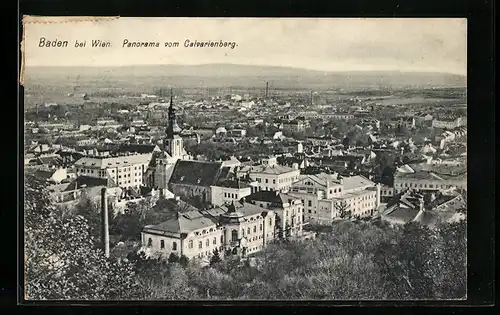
{"left": 100, "top": 187, "right": 110, "bottom": 258}
{"left": 310, "top": 91, "right": 313, "bottom": 105}
{"left": 265, "top": 82, "right": 269, "bottom": 98}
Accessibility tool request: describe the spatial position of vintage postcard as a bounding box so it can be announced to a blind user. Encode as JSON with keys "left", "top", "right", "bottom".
{"left": 22, "top": 17, "right": 467, "bottom": 301}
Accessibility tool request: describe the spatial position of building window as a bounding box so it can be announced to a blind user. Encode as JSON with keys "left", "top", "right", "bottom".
{"left": 213, "top": 237, "right": 217, "bottom": 245}
{"left": 273, "top": 179, "right": 276, "bottom": 184}
{"left": 220, "top": 235, "right": 224, "bottom": 244}
{"left": 188, "top": 240, "right": 193, "bottom": 249}
{"left": 160, "top": 240, "right": 165, "bottom": 249}
{"left": 231, "top": 230, "right": 238, "bottom": 242}
{"left": 172, "top": 242, "right": 177, "bottom": 250}
{"left": 308, "top": 200, "right": 312, "bottom": 207}
{"left": 259, "top": 224, "right": 263, "bottom": 231}
{"left": 247, "top": 227, "right": 251, "bottom": 234}
{"left": 198, "top": 241, "right": 203, "bottom": 249}
{"left": 206, "top": 239, "right": 210, "bottom": 247}
{"left": 147, "top": 238, "right": 152, "bottom": 247}
{"left": 253, "top": 226, "right": 257, "bottom": 233}
{"left": 265, "top": 179, "right": 269, "bottom": 184}
{"left": 269, "top": 218, "right": 272, "bottom": 226}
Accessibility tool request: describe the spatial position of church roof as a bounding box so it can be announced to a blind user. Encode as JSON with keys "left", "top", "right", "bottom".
{"left": 168, "top": 160, "right": 225, "bottom": 187}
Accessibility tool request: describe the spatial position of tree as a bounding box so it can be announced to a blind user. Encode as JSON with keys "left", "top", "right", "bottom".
{"left": 24, "top": 172, "right": 139, "bottom": 300}
{"left": 73, "top": 194, "right": 101, "bottom": 243}
{"left": 209, "top": 248, "right": 222, "bottom": 266}
{"left": 168, "top": 253, "right": 180, "bottom": 264}
{"left": 374, "top": 222, "right": 439, "bottom": 299}
{"left": 432, "top": 220, "right": 467, "bottom": 299}
{"left": 335, "top": 201, "right": 351, "bottom": 219}
{"left": 178, "top": 255, "right": 189, "bottom": 268}
{"left": 342, "top": 136, "right": 352, "bottom": 148}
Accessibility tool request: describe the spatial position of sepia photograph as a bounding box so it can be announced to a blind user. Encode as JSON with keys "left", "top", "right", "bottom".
{"left": 22, "top": 17, "right": 467, "bottom": 301}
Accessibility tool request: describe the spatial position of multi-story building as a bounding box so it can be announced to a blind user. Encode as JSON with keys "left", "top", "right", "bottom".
{"left": 282, "top": 119, "right": 306, "bottom": 132}
{"left": 398, "top": 116, "right": 416, "bottom": 129}
{"left": 432, "top": 116, "right": 467, "bottom": 129}
{"left": 37, "top": 122, "right": 75, "bottom": 131}
{"left": 236, "top": 156, "right": 300, "bottom": 193}
{"left": 96, "top": 119, "right": 122, "bottom": 130}
{"left": 245, "top": 191, "right": 305, "bottom": 240}
{"left": 228, "top": 129, "right": 247, "bottom": 138}
{"left": 296, "top": 111, "right": 319, "bottom": 119}
{"left": 288, "top": 173, "right": 381, "bottom": 224}
{"left": 76, "top": 138, "right": 98, "bottom": 147}
{"left": 393, "top": 171, "right": 467, "bottom": 194}
{"left": 319, "top": 113, "right": 355, "bottom": 121}
{"left": 141, "top": 200, "right": 277, "bottom": 262}
{"left": 210, "top": 179, "right": 253, "bottom": 207}
{"left": 379, "top": 184, "right": 395, "bottom": 202}
{"left": 74, "top": 152, "right": 153, "bottom": 189}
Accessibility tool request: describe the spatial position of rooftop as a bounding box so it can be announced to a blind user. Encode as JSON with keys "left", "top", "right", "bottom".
{"left": 395, "top": 171, "right": 466, "bottom": 181}
{"left": 74, "top": 153, "right": 153, "bottom": 169}
{"left": 243, "top": 164, "right": 298, "bottom": 175}
{"left": 342, "top": 175, "right": 375, "bottom": 191}
{"left": 245, "top": 191, "right": 298, "bottom": 206}
{"left": 383, "top": 207, "right": 421, "bottom": 223}
{"left": 214, "top": 179, "right": 251, "bottom": 189}
{"left": 169, "top": 160, "right": 226, "bottom": 187}
{"left": 143, "top": 210, "right": 218, "bottom": 235}
{"left": 217, "top": 201, "right": 268, "bottom": 217}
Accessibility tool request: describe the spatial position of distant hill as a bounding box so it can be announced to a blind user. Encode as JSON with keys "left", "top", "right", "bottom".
{"left": 23, "top": 64, "right": 467, "bottom": 89}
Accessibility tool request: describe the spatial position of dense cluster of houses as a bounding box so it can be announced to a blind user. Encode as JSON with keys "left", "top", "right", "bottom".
{"left": 26, "top": 92, "right": 467, "bottom": 264}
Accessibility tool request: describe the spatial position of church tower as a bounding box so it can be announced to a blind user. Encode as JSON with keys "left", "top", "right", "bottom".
{"left": 165, "top": 89, "right": 184, "bottom": 159}
{"left": 153, "top": 89, "right": 188, "bottom": 192}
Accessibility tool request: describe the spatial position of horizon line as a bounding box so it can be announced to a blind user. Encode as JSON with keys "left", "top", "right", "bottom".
{"left": 25, "top": 63, "right": 467, "bottom": 77}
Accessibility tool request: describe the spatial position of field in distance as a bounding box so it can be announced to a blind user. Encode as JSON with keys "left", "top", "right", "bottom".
{"left": 22, "top": 64, "right": 467, "bottom": 107}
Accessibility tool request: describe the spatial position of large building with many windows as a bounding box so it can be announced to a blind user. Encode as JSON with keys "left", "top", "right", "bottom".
{"left": 245, "top": 190, "right": 305, "bottom": 240}
{"left": 74, "top": 153, "right": 153, "bottom": 189}
{"left": 393, "top": 171, "right": 467, "bottom": 194}
{"left": 236, "top": 156, "right": 300, "bottom": 193}
{"left": 288, "top": 173, "right": 381, "bottom": 224}
{"left": 141, "top": 200, "right": 277, "bottom": 263}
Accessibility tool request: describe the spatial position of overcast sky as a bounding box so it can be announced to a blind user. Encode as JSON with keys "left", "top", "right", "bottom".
{"left": 23, "top": 17, "right": 467, "bottom": 75}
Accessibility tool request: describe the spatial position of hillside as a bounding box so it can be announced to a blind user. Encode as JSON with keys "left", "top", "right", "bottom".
{"left": 23, "top": 64, "right": 467, "bottom": 89}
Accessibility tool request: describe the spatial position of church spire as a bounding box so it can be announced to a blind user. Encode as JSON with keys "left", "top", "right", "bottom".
{"left": 166, "top": 88, "right": 181, "bottom": 138}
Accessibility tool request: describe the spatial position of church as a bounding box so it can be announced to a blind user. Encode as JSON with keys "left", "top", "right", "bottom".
{"left": 144, "top": 90, "right": 193, "bottom": 194}
{"left": 144, "top": 90, "right": 252, "bottom": 208}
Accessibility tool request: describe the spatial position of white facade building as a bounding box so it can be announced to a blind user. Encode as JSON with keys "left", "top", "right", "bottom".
{"left": 74, "top": 153, "right": 153, "bottom": 189}
{"left": 236, "top": 156, "right": 300, "bottom": 193}
{"left": 141, "top": 201, "right": 277, "bottom": 261}
{"left": 288, "top": 174, "right": 381, "bottom": 224}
